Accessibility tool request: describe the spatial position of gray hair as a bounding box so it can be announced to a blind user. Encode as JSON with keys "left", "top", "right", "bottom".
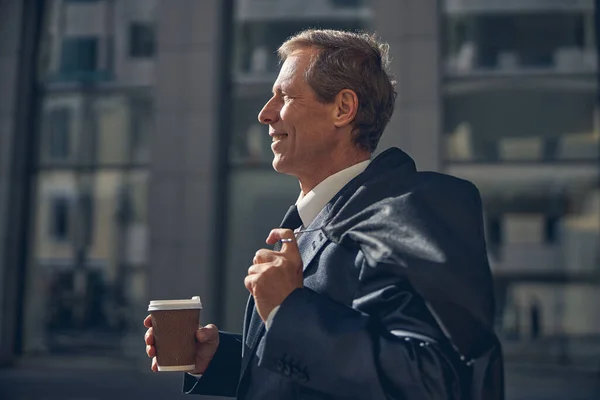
{"left": 278, "top": 29, "right": 397, "bottom": 152}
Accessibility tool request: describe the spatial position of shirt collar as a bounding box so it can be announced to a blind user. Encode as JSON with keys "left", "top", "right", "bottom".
{"left": 296, "top": 159, "right": 370, "bottom": 228}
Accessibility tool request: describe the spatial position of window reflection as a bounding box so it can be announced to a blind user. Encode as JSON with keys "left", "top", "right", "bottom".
{"left": 24, "top": 0, "right": 155, "bottom": 355}
{"left": 39, "top": 92, "right": 154, "bottom": 167}
{"left": 25, "top": 171, "right": 149, "bottom": 353}
{"left": 442, "top": 0, "right": 600, "bottom": 367}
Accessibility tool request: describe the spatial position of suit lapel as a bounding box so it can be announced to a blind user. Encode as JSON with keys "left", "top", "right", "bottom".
{"left": 297, "top": 203, "right": 332, "bottom": 273}
{"left": 239, "top": 301, "right": 267, "bottom": 387}
{"left": 239, "top": 295, "right": 261, "bottom": 381}
{"left": 241, "top": 295, "right": 254, "bottom": 358}
{"left": 296, "top": 228, "right": 329, "bottom": 273}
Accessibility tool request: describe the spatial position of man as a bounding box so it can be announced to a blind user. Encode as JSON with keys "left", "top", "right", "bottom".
{"left": 144, "top": 29, "right": 504, "bottom": 399}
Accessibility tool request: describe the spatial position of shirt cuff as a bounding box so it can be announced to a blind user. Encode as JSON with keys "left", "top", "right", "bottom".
{"left": 265, "top": 305, "right": 280, "bottom": 330}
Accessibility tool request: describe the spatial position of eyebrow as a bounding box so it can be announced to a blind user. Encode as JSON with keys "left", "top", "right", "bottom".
{"left": 272, "top": 81, "right": 296, "bottom": 96}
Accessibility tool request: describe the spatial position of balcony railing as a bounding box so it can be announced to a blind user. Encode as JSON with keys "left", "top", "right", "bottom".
{"left": 235, "top": 0, "right": 371, "bottom": 21}
{"left": 444, "top": 0, "right": 594, "bottom": 14}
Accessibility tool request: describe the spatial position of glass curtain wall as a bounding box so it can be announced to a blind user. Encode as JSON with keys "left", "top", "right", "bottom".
{"left": 223, "top": 0, "right": 373, "bottom": 331}
{"left": 441, "top": 0, "right": 599, "bottom": 366}
{"left": 23, "top": 0, "right": 156, "bottom": 357}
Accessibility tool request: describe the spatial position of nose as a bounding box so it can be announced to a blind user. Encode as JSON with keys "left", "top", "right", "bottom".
{"left": 258, "top": 97, "right": 280, "bottom": 125}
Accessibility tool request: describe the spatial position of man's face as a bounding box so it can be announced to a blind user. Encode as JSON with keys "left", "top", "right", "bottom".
{"left": 258, "top": 49, "right": 339, "bottom": 179}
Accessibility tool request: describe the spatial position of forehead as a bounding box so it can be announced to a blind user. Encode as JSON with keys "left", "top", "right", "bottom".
{"left": 273, "top": 49, "right": 313, "bottom": 91}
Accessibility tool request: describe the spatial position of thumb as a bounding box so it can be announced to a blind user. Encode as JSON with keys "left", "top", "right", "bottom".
{"left": 196, "top": 324, "right": 219, "bottom": 343}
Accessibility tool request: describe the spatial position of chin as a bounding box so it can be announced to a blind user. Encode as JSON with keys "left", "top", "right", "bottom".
{"left": 272, "top": 158, "right": 285, "bottom": 173}
{"left": 271, "top": 156, "right": 294, "bottom": 176}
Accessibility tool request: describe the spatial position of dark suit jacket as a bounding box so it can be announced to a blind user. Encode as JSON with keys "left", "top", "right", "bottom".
{"left": 182, "top": 148, "right": 504, "bottom": 399}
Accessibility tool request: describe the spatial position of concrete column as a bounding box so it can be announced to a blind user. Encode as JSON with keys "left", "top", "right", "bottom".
{"left": 147, "top": 0, "right": 222, "bottom": 325}
{"left": 372, "top": 0, "right": 441, "bottom": 172}
{"left": 0, "top": 0, "right": 40, "bottom": 365}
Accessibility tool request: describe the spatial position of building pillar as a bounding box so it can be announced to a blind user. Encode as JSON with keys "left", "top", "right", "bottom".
{"left": 372, "top": 0, "right": 441, "bottom": 172}
{"left": 0, "top": 0, "right": 42, "bottom": 365}
{"left": 147, "top": 0, "right": 224, "bottom": 326}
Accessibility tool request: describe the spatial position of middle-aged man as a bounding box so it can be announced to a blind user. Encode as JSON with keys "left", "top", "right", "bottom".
{"left": 144, "top": 29, "right": 504, "bottom": 399}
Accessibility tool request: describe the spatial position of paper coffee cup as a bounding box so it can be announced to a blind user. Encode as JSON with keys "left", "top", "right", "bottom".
{"left": 148, "top": 296, "right": 202, "bottom": 372}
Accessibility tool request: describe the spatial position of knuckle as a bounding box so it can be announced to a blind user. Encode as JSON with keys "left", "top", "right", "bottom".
{"left": 244, "top": 276, "right": 255, "bottom": 290}
{"left": 272, "top": 257, "right": 283, "bottom": 267}
{"left": 254, "top": 249, "right": 265, "bottom": 260}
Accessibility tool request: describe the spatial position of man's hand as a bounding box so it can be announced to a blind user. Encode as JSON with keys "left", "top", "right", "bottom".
{"left": 144, "top": 315, "right": 219, "bottom": 374}
{"left": 245, "top": 228, "right": 303, "bottom": 322}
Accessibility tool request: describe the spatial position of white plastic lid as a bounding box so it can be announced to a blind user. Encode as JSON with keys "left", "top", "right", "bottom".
{"left": 148, "top": 296, "right": 202, "bottom": 311}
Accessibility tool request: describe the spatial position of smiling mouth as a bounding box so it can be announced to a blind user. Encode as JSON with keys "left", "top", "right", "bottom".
{"left": 271, "top": 134, "right": 288, "bottom": 142}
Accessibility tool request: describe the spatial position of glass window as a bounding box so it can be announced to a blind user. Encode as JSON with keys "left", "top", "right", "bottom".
{"left": 46, "top": 108, "right": 72, "bottom": 160}
{"left": 60, "top": 37, "right": 98, "bottom": 74}
{"left": 23, "top": 0, "right": 154, "bottom": 356}
{"left": 25, "top": 169, "right": 150, "bottom": 353}
{"left": 129, "top": 23, "right": 156, "bottom": 58}
{"left": 442, "top": 4, "right": 598, "bottom": 163}
{"left": 441, "top": 0, "right": 600, "bottom": 368}
{"left": 39, "top": 94, "right": 84, "bottom": 166}
{"left": 49, "top": 196, "right": 70, "bottom": 241}
{"left": 129, "top": 96, "right": 153, "bottom": 164}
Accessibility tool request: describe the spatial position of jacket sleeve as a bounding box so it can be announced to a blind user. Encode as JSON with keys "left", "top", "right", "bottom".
{"left": 182, "top": 331, "right": 242, "bottom": 397}
{"left": 254, "top": 257, "right": 466, "bottom": 399}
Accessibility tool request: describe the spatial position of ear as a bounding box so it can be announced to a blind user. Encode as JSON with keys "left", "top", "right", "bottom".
{"left": 332, "top": 89, "right": 358, "bottom": 129}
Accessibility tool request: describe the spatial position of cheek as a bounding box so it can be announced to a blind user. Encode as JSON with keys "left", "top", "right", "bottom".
{"left": 279, "top": 104, "right": 293, "bottom": 123}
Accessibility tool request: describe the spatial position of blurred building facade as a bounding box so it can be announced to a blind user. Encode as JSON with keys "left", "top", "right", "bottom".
{"left": 0, "top": 0, "right": 598, "bottom": 375}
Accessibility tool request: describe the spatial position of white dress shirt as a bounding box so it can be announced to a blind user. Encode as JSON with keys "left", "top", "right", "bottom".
{"left": 265, "top": 159, "right": 371, "bottom": 329}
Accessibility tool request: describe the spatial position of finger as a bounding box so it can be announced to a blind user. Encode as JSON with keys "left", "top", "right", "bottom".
{"left": 195, "top": 325, "right": 219, "bottom": 373}
{"left": 151, "top": 356, "right": 158, "bottom": 372}
{"left": 266, "top": 229, "right": 299, "bottom": 254}
{"left": 248, "top": 263, "right": 269, "bottom": 275}
{"left": 253, "top": 249, "right": 276, "bottom": 264}
{"left": 244, "top": 274, "right": 258, "bottom": 293}
{"left": 143, "top": 315, "right": 152, "bottom": 328}
{"left": 146, "top": 344, "right": 156, "bottom": 357}
{"left": 265, "top": 228, "right": 295, "bottom": 245}
{"left": 144, "top": 327, "right": 154, "bottom": 345}
{"left": 196, "top": 324, "right": 219, "bottom": 344}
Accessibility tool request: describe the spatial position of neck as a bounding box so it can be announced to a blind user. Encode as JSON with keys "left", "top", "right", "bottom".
{"left": 297, "top": 148, "right": 370, "bottom": 195}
